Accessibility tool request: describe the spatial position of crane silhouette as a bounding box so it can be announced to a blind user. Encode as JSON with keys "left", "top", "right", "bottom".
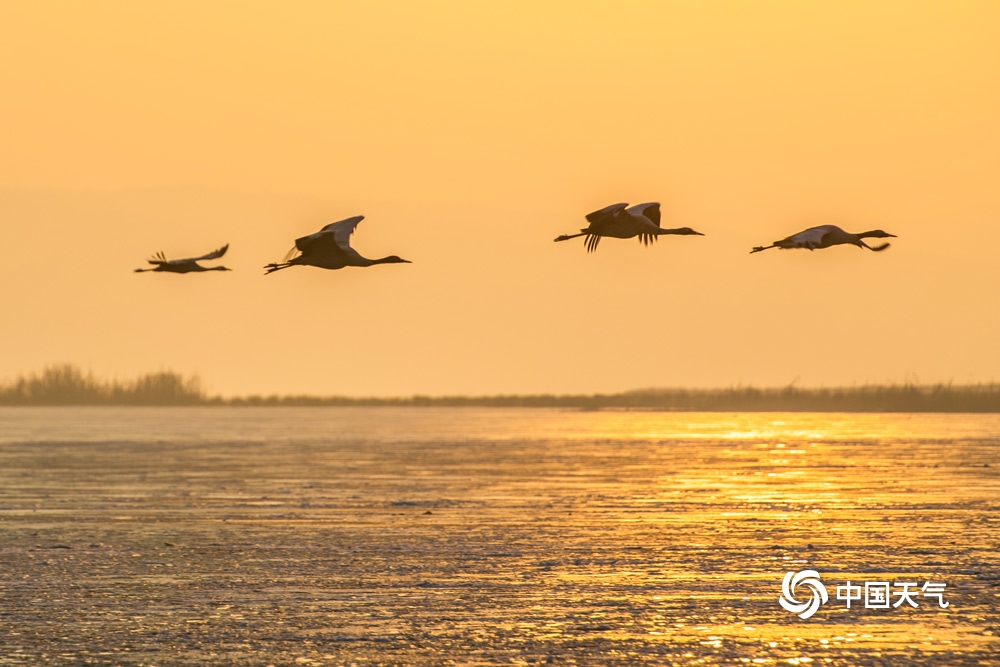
{"left": 554, "top": 202, "right": 703, "bottom": 252}
{"left": 134, "top": 244, "right": 231, "bottom": 273}
{"left": 264, "top": 216, "right": 410, "bottom": 274}
{"left": 750, "top": 225, "right": 896, "bottom": 254}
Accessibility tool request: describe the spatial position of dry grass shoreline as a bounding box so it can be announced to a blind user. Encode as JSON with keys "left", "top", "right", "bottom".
{"left": 3, "top": 364, "right": 1000, "bottom": 412}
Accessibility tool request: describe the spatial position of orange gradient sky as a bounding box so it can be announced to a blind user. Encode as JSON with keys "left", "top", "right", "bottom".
{"left": 1, "top": 1, "right": 998, "bottom": 396}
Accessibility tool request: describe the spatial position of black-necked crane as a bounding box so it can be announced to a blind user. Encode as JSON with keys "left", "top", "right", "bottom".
{"left": 750, "top": 225, "right": 896, "bottom": 254}
{"left": 134, "top": 244, "right": 231, "bottom": 273}
{"left": 554, "top": 202, "right": 704, "bottom": 252}
{"left": 264, "top": 216, "right": 411, "bottom": 275}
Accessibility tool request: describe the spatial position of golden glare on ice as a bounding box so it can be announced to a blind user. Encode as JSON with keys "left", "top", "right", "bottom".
{"left": 0, "top": 408, "right": 997, "bottom": 664}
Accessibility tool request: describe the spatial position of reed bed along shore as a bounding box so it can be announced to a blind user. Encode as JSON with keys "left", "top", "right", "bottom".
{"left": 3, "top": 364, "right": 1000, "bottom": 412}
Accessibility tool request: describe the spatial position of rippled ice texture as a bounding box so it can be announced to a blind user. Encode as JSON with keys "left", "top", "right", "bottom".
{"left": 1, "top": 408, "right": 998, "bottom": 665}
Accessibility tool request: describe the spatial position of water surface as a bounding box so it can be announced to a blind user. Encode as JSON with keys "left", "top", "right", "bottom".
{"left": 1, "top": 408, "right": 997, "bottom": 665}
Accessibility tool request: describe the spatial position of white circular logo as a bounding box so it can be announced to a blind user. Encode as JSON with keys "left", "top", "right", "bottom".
{"left": 779, "top": 569, "right": 828, "bottom": 619}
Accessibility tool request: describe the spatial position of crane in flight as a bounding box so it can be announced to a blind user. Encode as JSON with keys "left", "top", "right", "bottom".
{"left": 750, "top": 225, "right": 896, "bottom": 254}
{"left": 554, "top": 202, "right": 703, "bottom": 252}
{"left": 264, "top": 216, "right": 411, "bottom": 274}
{"left": 134, "top": 244, "right": 231, "bottom": 273}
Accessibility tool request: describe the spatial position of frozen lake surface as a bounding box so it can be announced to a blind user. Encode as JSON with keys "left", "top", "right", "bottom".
{"left": 1, "top": 408, "right": 998, "bottom": 665}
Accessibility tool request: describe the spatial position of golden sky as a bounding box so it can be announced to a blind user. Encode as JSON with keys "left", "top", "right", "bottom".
{"left": 1, "top": 1, "right": 998, "bottom": 396}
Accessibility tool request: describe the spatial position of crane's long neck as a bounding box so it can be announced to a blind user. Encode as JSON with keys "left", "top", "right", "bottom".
{"left": 855, "top": 231, "right": 892, "bottom": 251}
{"left": 857, "top": 230, "right": 883, "bottom": 239}
{"left": 554, "top": 232, "right": 587, "bottom": 242}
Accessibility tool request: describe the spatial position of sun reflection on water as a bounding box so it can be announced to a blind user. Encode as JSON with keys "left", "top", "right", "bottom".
{"left": 0, "top": 408, "right": 997, "bottom": 664}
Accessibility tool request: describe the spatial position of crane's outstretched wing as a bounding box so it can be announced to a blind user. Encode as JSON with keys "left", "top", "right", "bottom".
{"left": 585, "top": 203, "right": 628, "bottom": 225}
{"left": 627, "top": 202, "right": 662, "bottom": 246}
{"left": 781, "top": 225, "right": 836, "bottom": 249}
{"left": 146, "top": 244, "right": 228, "bottom": 266}
{"left": 294, "top": 216, "right": 365, "bottom": 250}
{"left": 187, "top": 243, "right": 229, "bottom": 262}
{"left": 283, "top": 217, "right": 363, "bottom": 262}
{"left": 627, "top": 202, "right": 661, "bottom": 227}
{"left": 318, "top": 215, "right": 365, "bottom": 247}
{"left": 282, "top": 236, "right": 351, "bottom": 263}
{"left": 752, "top": 225, "right": 839, "bottom": 253}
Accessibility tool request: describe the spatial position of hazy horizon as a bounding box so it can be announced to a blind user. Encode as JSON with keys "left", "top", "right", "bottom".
{"left": 2, "top": 2, "right": 998, "bottom": 397}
